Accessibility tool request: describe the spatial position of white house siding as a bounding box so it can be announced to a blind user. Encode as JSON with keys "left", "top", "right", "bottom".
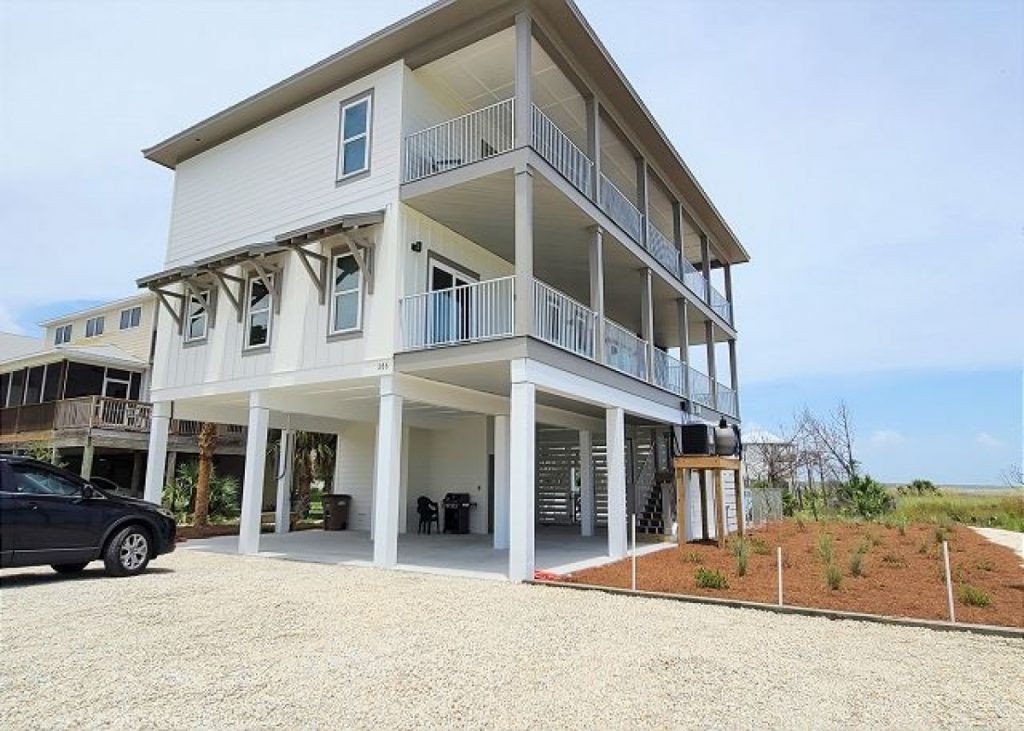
{"left": 44, "top": 298, "right": 157, "bottom": 362}
{"left": 400, "top": 205, "right": 514, "bottom": 296}
{"left": 165, "top": 61, "right": 405, "bottom": 268}
{"left": 333, "top": 421, "right": 377, "bottom": 532}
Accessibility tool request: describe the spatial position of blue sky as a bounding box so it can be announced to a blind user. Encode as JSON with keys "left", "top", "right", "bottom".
{"left": 1, "top": 0, "right": 1021, "bottom": 484}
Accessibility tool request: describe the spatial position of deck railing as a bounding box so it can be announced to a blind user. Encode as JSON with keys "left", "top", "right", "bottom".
{"left": 0, "top": 402, "right": 56, "bottom": 437}
{"left": 715, "top": 383, "right": 739, "bottom": 418}
{"left": 402, "top": 98, "right": 515, "bottom": 183}
{"left": 646, "top": 223, "right": 680, "bottom": 278}
{"left": 399, "top": 276, "right": 515, "bottom": 350}
{"left": 688, "top": 368, "right": 715, "bottom": 410}
{"left": 681, "top": 258, "right": 708, "bottom": 301}
{"left": 598, "top": 173, "right": 644, "bottom": 242}
{"left": 531, "top": 104, "right": 593, "bottom": 197}
{"left": 603, "top": 318, "right": 648, "bottom": 380}
{"left": 709, "top": 285, "right": 733, "bottom": 323}
{"left": 651, "top": 348, "right": 685, "bottom": 396}
{"left": 532, "top": 279, "right": 597, "bottom": 359}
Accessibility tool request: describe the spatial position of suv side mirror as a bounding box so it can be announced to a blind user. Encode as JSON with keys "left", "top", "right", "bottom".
{"left": 81, "top": 484, "right": 95, "bottom": 499}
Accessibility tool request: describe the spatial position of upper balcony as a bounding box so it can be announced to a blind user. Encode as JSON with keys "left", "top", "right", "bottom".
{"left": 396, "top": 276, "right": 738, "bottom": 419}
{"left": 401, "top": 26, "right": 735, "bottom": 329}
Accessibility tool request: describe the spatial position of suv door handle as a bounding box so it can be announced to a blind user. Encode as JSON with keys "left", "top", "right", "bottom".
{"left": 27, "top": 502, "right": 40, "bottom": 510}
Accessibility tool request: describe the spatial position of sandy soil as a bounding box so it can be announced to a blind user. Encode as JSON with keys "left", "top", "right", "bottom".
{"left": 567, "top": 520, "right": 1024, "bottom": 627}
{"left": 2, "top": 550, "right": 1021, "bottom": 729}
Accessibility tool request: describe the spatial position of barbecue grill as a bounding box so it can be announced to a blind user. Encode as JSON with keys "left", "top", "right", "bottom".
{"left": 442, "top": 492, "right": 475, "bottom": 534}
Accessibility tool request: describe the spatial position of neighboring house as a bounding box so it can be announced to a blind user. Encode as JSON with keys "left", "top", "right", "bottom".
{"left": 137, "top": 0, "right": 750, "bottom": 579}
{"left": 0, "top": 294, "right": 245, "bottom": 493}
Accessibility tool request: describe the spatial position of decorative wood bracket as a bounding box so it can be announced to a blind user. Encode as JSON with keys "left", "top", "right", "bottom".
{"left": 291, "top": 245, "right": 329, "bottom": 305}
{"left": 153, "top": 288, "right": 184, "bottom": 330}
{"left": 337, "top": 231, "right": 374, "bottom": 294}
{"left": 210, "top": 270, "right": 245, "bottom": 323}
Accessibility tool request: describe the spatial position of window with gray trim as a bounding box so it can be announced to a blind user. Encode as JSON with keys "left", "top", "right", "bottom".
{"left": 120, "top": 306, "right": 142, "bottom": 329}
{"left": 184, "top": 291, "right": 210, "bottom": 343}
{"left": 330, "top": 253, "right": 363, "bottom": 334}
{"left": 244, "top": 276, "right": 273, "bottom": 349}
{"left": 337, "top": 94, "right": 372, "bottom": 179}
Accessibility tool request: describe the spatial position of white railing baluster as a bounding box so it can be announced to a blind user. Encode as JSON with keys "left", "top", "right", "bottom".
{"left": 602, "top": 318, "right": 648, "bottom": 381}
{"left": 402, "top": 98, "right": 515, "bottom": 183}
{"left": 399, "top": 276, "right": 515, "bottom": 351}
{"left": 530, "top": 280, "right": 598, "bottom": 360}
{"left": 529, "top": 104, "right": 594, "bottom": 197}
{"left": 598, "top": 173, "right": 643, "bottom": 242}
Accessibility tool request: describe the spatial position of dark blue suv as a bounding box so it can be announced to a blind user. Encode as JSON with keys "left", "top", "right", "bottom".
{"left": 0, "top": 455, "right": 176, "bottom": 576}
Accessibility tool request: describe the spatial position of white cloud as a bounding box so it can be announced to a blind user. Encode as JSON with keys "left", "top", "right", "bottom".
{"left": 868, "top": 429, "right": 907, "bottom": 448}
{"left": 0, "top": 304, "right": 25, "bottom": 335}
{"left": 975, "top": 432, "right": 1004, "bottom": 448}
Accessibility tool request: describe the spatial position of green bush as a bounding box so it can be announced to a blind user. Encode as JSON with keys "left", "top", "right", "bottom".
{"left": 162, "top": 462, "right": 240, "bottom": 522}
{"left": 695, "top": 567, "right": 729, "bottom": 590}
{"left": 958, "top": 585, "right": 992, "bottom": 608}
{"left": 731, "top": 537, "right": 750, "bottom": 577}
{"left": 749, "top": 537, "right": 771, "bottom": 555}
{"left": 826, "top": 563, "right": 843, "bottom": 590}
{"left": 838, "top": 475, "right": 895, "bottom": 519}
{"left": 817, "top": 534, "right": 834, "bottom": 564}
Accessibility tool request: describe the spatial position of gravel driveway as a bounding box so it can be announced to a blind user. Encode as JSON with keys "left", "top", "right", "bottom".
{"left": 2, "top": 550, "right": 1022, "bottom": 729}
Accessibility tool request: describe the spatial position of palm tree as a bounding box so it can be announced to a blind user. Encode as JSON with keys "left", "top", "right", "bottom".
{"left": 192, "top": 422, "right": 218, "bottom": 527}
{"left": 293, "top": 431, "right": 335, "bottom": 519}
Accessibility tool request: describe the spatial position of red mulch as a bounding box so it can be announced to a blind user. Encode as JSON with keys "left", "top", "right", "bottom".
{"left": 564, "top": 520, "right": 1024, "bottom": 628}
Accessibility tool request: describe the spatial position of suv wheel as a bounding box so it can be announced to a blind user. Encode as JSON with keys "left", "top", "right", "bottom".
{"left": 51, "top": 563, "right": 88, "bottom": 574}
{"left": 103, "top": 525, "right": 151, "bottom": 576}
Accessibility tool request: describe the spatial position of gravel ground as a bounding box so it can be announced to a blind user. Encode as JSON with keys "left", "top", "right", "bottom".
{"left": 2, "top": 550, "right": 1022, "bottom": 730}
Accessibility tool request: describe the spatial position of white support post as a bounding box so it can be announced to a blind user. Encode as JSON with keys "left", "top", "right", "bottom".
{"left": 641, "top": 267, "right": 654, "bottom": 382}
{"left": 637, "top": 158, "right": 649, "bottom": 247}
{"left": 239, "top": 393, "right": 270, "bottom": 555}
{"left": 275, "top": 429, "right": 294, "bottom": 534}
{"left": 579, "top": 429, "right": 595, "bottom": 537}
{"left": 589, "top": 227, "right": 606, "bottom": 361}
{"left": 514, "top": 165, "right": 534, "bottom": 336}
{"left": 585, "top": 96, "right": 601, "bottom": 202}
{"left": 373, "top": 377, "right": 403, "bottom": 568}
{"left": 728, "top": 338, "right": 740, "bottom": 419}
{"left": 509, "top": 361, "right": 536, "bottom": 581}
{"left": 514, "top": 11, "right": 532, "bottom": 149}
{"left": 700, "top": 232, "right": 711, "bottom": 302}
{"left": 399, "top": 425, "right": 410, "bottom": 534}
{"left": 678, "top": 299, "right": 691, "bottom": 400}
{"left": 705, "top": 320, "right": 718, "bottom": 410}
{"left": 80, "top": 440, "right": 94, "bottom": 480}
{"left": 606, "top": 406, "right": 627, "bottom": 559}
{"left": 493, "top": 414, "right": 511, "bottom": 550}
{"left": 143, "top": 401, "right": 171, "bottom": 504}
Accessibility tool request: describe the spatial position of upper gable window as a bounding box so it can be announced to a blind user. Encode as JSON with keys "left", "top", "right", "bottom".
{"left": 244, "top": 275, "right": 274, "bottom": 350}
{"left": 54, "top": 324, "right": 72, "bottom": 345}
{"left": 119, "top": 306, "right": 142, "bottom": 330}
{"left": 337, "top": 94, "right": 372, "bottom": 180}
{"left": 85, "top": 316, "right": 105, "bottom": 338}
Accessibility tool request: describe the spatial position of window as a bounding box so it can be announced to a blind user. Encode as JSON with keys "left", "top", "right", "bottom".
{"left": 337, "top": 94, "right": 372, "bottom": 179}
{"left": 330, "top": 253, "right": 363, "bottom": 334}
{"left": 85, "top": 316, "right": 104, "bottom": 338}
{"left": 244, "top": 276, "right": 273, "bottom": 349}
{"left": 119, "top": 306, "right": 142, "bottom": 330}
{"left": 54, "top": 324, "right": 72, "bottom": 345}
{"left": 103, "top": 368, "right": 132, "bottom": 399}
{"left": 7, "top": 463, "right": 82, "bottom": 496}
{"left": 184, "top": 291, "right": 210, "bottom": 343}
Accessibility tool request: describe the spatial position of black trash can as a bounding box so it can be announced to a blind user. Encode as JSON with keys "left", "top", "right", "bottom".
{"left": 322, "top": 494, "right": 351, "bottom": 531}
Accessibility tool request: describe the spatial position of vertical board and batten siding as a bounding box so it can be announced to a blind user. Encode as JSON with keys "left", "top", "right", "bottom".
{"left": 44, "top": 298, "right": 157, "bottom": 363}
{"left": 333, "top": 422, "right": 377, "bottom": 532}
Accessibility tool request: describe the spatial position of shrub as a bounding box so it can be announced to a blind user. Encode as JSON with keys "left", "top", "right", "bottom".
{"left": 907, "top": 479, "right": 939, "bottom": 495}
{"left": 817, "top": 534, "right": 834, "bottom": 564}
{"left": 933, "top": 525, "right": 949, "bottom": 544}
{"left": 696, "top": 567, "right": 729, "bottom": 590}
{"left": 749, "top": 537, "right": 771, "bottom": 555}
{"left": 732, "top": 538, "right": 750, "bottom": 577}
{"left": 958, "top": 585, "right": 992, "bottom": 608}
{"left": 868, "top": 532, "right": 883, "bottom": 547}
{"left": 849, "top": 551, "right": 865, "bottom": 577}
{"left": 826, "top": 564, "right": 842, "bottom": 590}
{"left": 838, "top": 475, "right": 895, "bottom": 519}
{"left": 975, "top": 559, "right": 994, "bottom": 572}
{"left": 682, "top": 551, "right": 704, "bottom": 564}
{"left": 881, "top": 553, "right": 906, "bottom": 567}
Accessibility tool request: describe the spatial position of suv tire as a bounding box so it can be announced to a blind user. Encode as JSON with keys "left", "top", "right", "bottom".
{"left": 103, "top": 525, "right": 151, "bottom": 577}
{"left": 51, "top": 563, "right": 89, "bottom": 574}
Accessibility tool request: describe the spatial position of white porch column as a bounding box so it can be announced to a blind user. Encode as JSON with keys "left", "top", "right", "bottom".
{"left": 372, "top": 376, "right": 403, "bottom": 568}
{"left": 239, "top": 393, "right": 270, "bottom": 555}
{"left": 700, "top": 232, "right": 711, "bottom": 303}
{"left": 640, "top": 267, "right": 654, "bottom": 381}
{"left": 493, "top": 414, "right": 511, "bottom": 549}
{"left": 579, "top": 429, "right": 595, "bottom": 537}
{"left": 677, "top": 298, "right": 691, "bottom": 400}
{"left": 509, "top": 360, "right": 536, "bottom": 581}
{"left": 274, "top": 429, "right": 294, "bottom": 534}
{"left": 143, "top": 400, "right": 171, "bottom": 504}
{"left": 80, "top": 439, "right": 94, "bottom": 480}
{"left": 399, "top": 425, "right": 410, "bottom": 534}
{"left": 514, "top": 11, "right": 532, "bottom": 150}
{"left": 705, "top": 320, "right": 718, "bottom": 410}
{"left": 514, "top": 165, "right": 534, "bottom": 335}
{"left": 589, "top": 226, "right": 606, "bottom": 361}
{"left": 606, "top": 406, "right": 627, "bottom": 559}
{"left": 585, "top": 96, "right": 601, "bottom": 203}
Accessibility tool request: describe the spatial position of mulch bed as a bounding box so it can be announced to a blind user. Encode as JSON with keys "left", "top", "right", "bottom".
{"left": 565, "top": 520, "right": 1024, "bottom": 628}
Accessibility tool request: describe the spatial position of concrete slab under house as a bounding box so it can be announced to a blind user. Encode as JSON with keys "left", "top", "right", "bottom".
{"left": 136, "top": 0, "right": 751, "bottom": 580}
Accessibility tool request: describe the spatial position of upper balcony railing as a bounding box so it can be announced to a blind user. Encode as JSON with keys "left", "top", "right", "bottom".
{"left": 403, "top": 98, "right": 514, "bottom": 183}
{"left": 397, "top": 277, "right": 737, "bottom": 416}
{"left": 402, "top": 100, "right": 733, "bottom": 327}
{"left": 531, "top": 104, "right": 593, "bottom": 198}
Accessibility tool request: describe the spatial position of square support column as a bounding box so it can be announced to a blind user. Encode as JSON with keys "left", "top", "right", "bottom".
{"left": 705, "top": 320, "right": 718, "bottom": 410}
{"left": 514, "top": 12, "right": 532, "bottom": 149}
{"left": 640, "top": 267, "right": 654, "bottom": 381}
{"left": 589, "top": 226, "right": 606, "bottom": 361}
{"left": 728, "top": 338, "right": 740, "bottom": 419}
{"left": 698, "top": 470, "right": 710, "bottom": 540}
{"left": 514, "top": 166, "right": 534, "bottom": 335}
{"left": 733, "top": 467, "right": 745, "bottom": 536}
{"left": 493, "top": 414, "right": 511, "bottom": 550}
{"left": 715, "top": 469, "right": 727, "bottom": 547}
{"left": 675, "top": 467, "right": 688, "bottom": 543}
{"left": 579, "top": 430, "right": 595, "bottom": 537}
{"left": 700, "top": 232, "right": 711, "bottom": 302}
{"left": 275, "top": 429, "right": 294, "bottom": 534}
{"left": 509, "top": 360, "right": 535, "bottom": 581}
{"left": 585, "top": 96, "right": 601, "bottom": 202}
{"left": 636, "top": 159, "right": 649, "bottom": 246}
{"left": 677, "top": 299, "right": 691, "bottom": 400}
{"left": 80, "top": 439, "right": 94, "bottom": 480}
{"left": 239, "top": 393, "right": 270, "bottom": 555}
{"left": 373, "top": 376, "right": 403, "bottom": 568}
{"left": 143, "top": 401, "right": 171, "bottom": 504}
{"left": 606, "top": 406, "right": 627, "bottom": 559}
